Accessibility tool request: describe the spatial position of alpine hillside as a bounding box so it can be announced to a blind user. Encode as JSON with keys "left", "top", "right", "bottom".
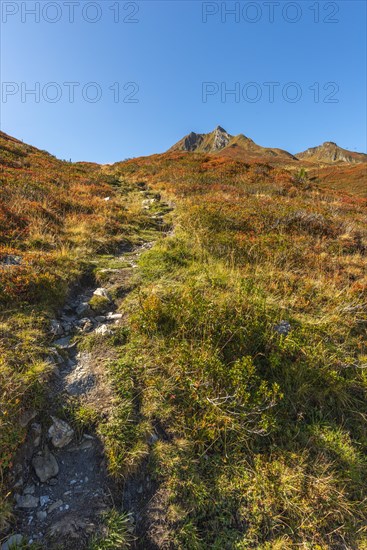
{"left": 0, "top": 129, "right": 366, "bottom": 550}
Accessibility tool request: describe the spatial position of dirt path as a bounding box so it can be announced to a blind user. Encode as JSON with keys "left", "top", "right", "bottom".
{"left": 6, "top": 194, "right": 172, "bottom": 549}
{"left": 122, "top": 422, "right": 172, "bottom": 550}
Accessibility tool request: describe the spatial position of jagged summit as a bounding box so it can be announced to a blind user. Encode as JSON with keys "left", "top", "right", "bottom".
{"left": 168, "top": 126, "right": 233, "bottom": 153}
{"left": 212, "top": 126, "right": 232, "bottom": 151}
{"left": 168, "top": 127, "right": 297, "bottom": 163}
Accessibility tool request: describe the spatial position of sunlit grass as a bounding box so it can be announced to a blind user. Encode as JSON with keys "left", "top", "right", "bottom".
{"left": 105, "top": 152, "right": 367, "bottom": 547}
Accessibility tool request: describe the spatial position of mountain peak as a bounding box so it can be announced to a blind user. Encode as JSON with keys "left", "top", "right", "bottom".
{"left": 169, "top": 126, "right": 232, "bottom": 153}
{"left": 212, "top": 126, "right": 232, "bottom": 151}
{"left": 168, "top": 128, "right": 366, "bottom": 165}
{"left": 168, "top": 127, "right": 296, "bottom": 161}
{"left": 297, "top": 142, "right": 367, "bottom": 164}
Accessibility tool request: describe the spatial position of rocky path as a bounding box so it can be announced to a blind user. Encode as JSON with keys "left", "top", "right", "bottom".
{"left": 4, "top": 194, "right": 171, "bottom": 550}
{"left": 11, "top": 284, "right": 120, "bottom": 547}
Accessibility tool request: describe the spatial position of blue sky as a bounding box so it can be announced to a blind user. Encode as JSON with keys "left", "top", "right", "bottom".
{"left": 1, "top": 0, "right": 366, "bottom": 163}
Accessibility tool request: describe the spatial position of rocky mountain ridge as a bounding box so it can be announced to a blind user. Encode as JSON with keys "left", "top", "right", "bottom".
{"left": 296, "top": 141, "right": 367, "bottom": 164}
{"left": 169, "top": 126, "right": 367, "bottom": 165}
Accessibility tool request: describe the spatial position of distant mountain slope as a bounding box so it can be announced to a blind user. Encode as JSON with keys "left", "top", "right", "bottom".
{"left": 309, "top": 163, "right": 367, "bottom": 197}
{"left": 296, "top": 141, "right": 367, "bottom": 164}
{"left": 218, "top": 133, "right": 298, "bottom": 163}
{"left": 169, "top": 126, "right": 298, "bottom": 163}
{"left": 169, "top": 127, "right": 367, "bottom": 167}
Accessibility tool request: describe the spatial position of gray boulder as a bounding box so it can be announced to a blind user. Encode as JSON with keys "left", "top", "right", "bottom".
{"left": 76, "top": 302, "right": 91, "bottom": 317}
{"left": 31, "top": 422, "right": 42, "bottom": 447}
{"left": 32, "top": 448, "right": 59, "bottom": 482}
{"left": 15, "top": 494, "right": 39, "bottom": 509}
{"left": 274, "top": 320, "right": 291, "bottom": 336}
{"left": 1, "top": 534, "right": 24, "bottom": 550}
{"left": 18, "top": 409, "right": 36, "bottom": 428}
{"left": 50, "top": 320, "right": 64, "bottom": 336}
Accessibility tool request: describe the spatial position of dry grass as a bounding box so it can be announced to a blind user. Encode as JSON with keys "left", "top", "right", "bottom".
{"left": 0, "top": 132, "right": 150, "bottom": 526}
{"left": 105, "top": 151, "right": 367, "bottom": 548}
{"left": 1, "top": 133, "right": 366, "bottom": 547}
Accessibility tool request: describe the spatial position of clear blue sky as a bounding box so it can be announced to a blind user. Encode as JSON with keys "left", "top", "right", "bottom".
{"left": 1, "top": 0, "right": 366, "bottom": 163}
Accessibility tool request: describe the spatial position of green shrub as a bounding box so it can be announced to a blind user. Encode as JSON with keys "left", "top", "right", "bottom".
{"left": 89, "top": 294, "right": 110, "bottom": 314}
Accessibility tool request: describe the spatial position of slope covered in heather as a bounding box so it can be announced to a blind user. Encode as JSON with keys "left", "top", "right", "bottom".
{"left": 0, "top": 131, "right": 155, "bottom": 542}
{"left": 0, "top": 133, "right": 366, "bottom": 549}
{"left": 107, "top": 149, "right": 367, "bottom": 548}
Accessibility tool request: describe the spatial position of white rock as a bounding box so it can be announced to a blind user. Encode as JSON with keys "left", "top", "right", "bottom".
{"left": 142, "top": 198, "right": 155, "bottom": 208}
{"left": 93, "top": 288, "right": 110, "bottom": 300}
{"left": 48, "top": 417, "right": 74, "bottom": 448}
{"left": 106, "top": 313, "right": 123, "bottom": 320}
{"left": 95, "top": 324, "right": 113, "bottom": 336}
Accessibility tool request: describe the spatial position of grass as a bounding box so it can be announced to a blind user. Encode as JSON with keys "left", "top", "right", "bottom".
{"left": 89, "top": 294, "right": 111, "bottom": 314}
{"left": 0, "top": 132, "right": 152, "bottom": 528}
{"left": 100, "top": 152, "right": 367, "bottom": 548}
{"left": 1, "top": 133, "right": 366, "bottom": 548}
{"left": 89, "top": 510, "right": 135, "bottom": 549}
